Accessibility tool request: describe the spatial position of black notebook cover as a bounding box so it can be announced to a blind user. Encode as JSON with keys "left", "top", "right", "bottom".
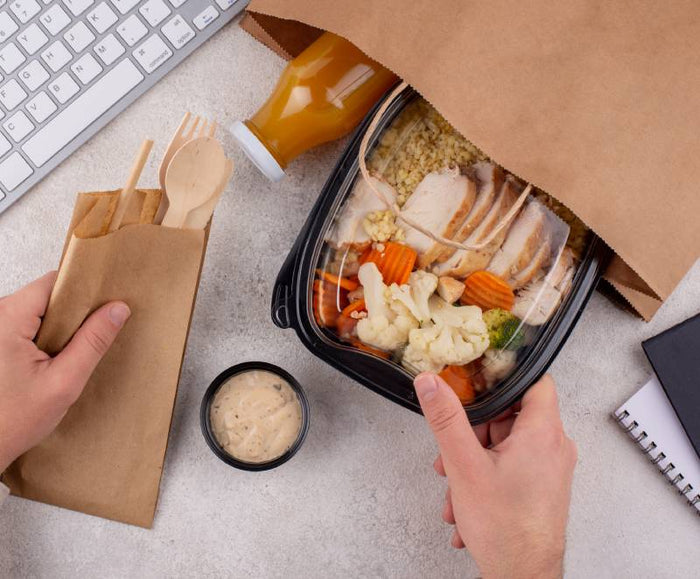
{"left": 643, "top": 313, "right": 700, "bottom": 459}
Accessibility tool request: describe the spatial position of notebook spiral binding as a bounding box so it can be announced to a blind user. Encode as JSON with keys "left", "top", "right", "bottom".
{"left": 614, "top": 409, "right": 700, "bottom": 514}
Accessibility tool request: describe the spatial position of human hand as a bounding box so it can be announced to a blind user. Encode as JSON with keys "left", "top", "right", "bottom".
{"left": 0, "top": 272, "right": 130, "bottom": 473}
{"left": 414, "top": 373, "right": 577, "bottom": 579}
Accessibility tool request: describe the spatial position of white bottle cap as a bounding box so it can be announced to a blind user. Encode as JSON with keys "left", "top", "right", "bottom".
{"left": 230, "top": 121, "right": 286, "bottom": 182}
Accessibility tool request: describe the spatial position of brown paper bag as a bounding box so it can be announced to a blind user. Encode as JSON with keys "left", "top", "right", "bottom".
{"left": 1, "top": 190, "right": 208, "bottom": 528}
{"left": 242, "top": 1, "right": 700, "bottom": 320}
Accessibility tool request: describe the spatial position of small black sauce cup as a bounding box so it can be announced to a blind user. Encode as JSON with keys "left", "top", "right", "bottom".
{"left": 200, "top": 362, "right": 310, "bottom": 471}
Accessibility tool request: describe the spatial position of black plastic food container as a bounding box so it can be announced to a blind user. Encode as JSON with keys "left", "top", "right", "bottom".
{"left": 272, "top": 87, "right": 611, "bottom": 424}
{"left": 200, "top": 362, "right": 310, "bottom": 471}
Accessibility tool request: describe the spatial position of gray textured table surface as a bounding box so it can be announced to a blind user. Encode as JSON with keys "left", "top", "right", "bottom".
{"left": 0, "top": 20, "right": 699, "bottom": 579}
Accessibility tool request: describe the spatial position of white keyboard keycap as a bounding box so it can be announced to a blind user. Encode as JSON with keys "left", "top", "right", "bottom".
{"left": 18, "top": 60, "right": 49, "bottom": 91}
{"left": 167, "top": 0, "right": 185, "bottom": 6}
{"left": 48, "top": 71, "right": 78, "bottom": 103}
{"left": 193, "top": 6, "right": 217, "bottom": 30}
{"left": 0, "top": 42, "right": 25, "bottom": 73}
{"left": 64, "top": 21, "right": 94, "bottom": 52}
{"left": 0, "top": 152, "right": 33, "bottom": 191}
{"left": 116, "top": 14, "right": 146, "bottom": 46}
{"left": 71, "top": 52, "right": 101, "bottom": 84}
{"left": 4, "top": 110, "right": 33, "bottom": 141}
{"left": 0, "top": 11, "right": 19, "bottom": 41}
{"left": 40, "top": 4, "right": 71, "bottom": 35}
{"left": 0, "top": 78, "right": 27, "bottom": 109}
{"left": 10, "top": 0, "right": 40, "bottom": 23}
{"left": 61, "top": 0, "right": 92, "bottom": 17}
{"left": 214, "top": 0, "right": 236, "bottom": 10}
{"left": 139, "top": 0, "right": 169, "bottom": 26}
{"left": 23, "top": 59, "right": 143, "bottom": 166}
{"left": 41, "top": 40, "right": 72, "bottom": 72}
{"left": 17, "top": 23, "right": 48, "bottom": 55}
{"left": 133, "top": 34, "right": 171, "bottom": 74}
{"left": 93, "top": 33, "right": 123, "bottom": 65}
{"left": 109, "top": 0, "right": 138, "bottom": 15}
{"left": 0, "top": 132, "right": 10, "bottom": 156}
{"left": 26, "top": 90, "right": 56, "bottom": 122}
{"left": 161, "top": 14, "right": 193, "bottom": 49}
{"left": 87, "top": 2, "right": 117, "bottom": 34}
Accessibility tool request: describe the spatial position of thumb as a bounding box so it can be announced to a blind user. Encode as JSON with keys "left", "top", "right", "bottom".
{"left": 50, "top": 302, "right": 130, "bottom": 400}
{"left": 415, "top": 373, "right": 486, "bottom": 474}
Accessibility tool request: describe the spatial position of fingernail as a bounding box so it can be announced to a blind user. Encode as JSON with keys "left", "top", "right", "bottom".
{"left": 414, "top": 373, "right": 439, "bottom": 402}
{"left": 108, "top": 303, "right": 131, "bottom": 328}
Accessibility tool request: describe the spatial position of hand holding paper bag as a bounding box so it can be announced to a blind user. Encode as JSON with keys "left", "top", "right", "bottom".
{"left": 0, "top": 272, "right": 129, "bottom": 473}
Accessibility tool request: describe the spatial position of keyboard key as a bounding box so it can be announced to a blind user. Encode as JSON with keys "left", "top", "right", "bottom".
{"left": 48, "top": 71, "right": 78, "bottom": 103}
{"left": 0, "top": 78, "right": 27, "bottom": 109}
{"left": 161, "top": 15, "right": 193, "bottom": 49}
{"left": 4, "top": 110, "right": 33, "bottom": 141}
{"left": 193, "top": 6, "right": 217, "bottom": 30}
{"left": 10, "top": 0, "right": 40, "bottom": 23}
{"left": 0, "top": 132, "right": 10, "bottom": 156}
{"left": 64, "top": 21, "right": 94, "bottom": 52}
{"left": 214, "top": 0, "right": 236, "bottom": 10}
{"left": 41, "top": 40, "right": 72, "bottom": 72}
{"left": 167, "top": 0, "right": 186, "bottom": 7}
{"left": 116, "top": 14, "right": 146, "bottom": 46}
{"left": 0, "top": 42, "right": 25, "bottom": 73}
{"left": 132, "top": 34, "right": 171, "bottom": 74}
{"left": 109, "top": 0, "right": 138, "bottom": 15}
{"left": 17, "top": 23, "right": 48, "bottom": 55}
{"left": 18, "top": 60, "right": 49, "bottom": 91}
{"left": 87, "top": 2, "right": 117, "bottom": 34}
{"left": 40, "top": 4, "right": 71, "bottom": 35}
{"left": 71, "top": 52, "right": 101, "bottom": 84}
{"left": 23, "top": 59, "right": 143, "bottom": 166}
{"left": 0, "top": 11, "right": 19, "bottom": 41}
{"left": 93, "top": 33, "right": 123, "bottom": 65}
{"left": 0, "top": 152, "right": 33, "bottom": 190}
{"left": 139, "top": 0, "right": 169, "bottom": 26}
{"left": 25, "top": 90, "right": 56, "bottom": 122}
{"left": 61, "top": 0, "right": 93, "bottom": 17}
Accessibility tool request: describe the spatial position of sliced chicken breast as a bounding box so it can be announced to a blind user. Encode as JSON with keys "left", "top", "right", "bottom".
{"left": 399, "top": 166, "right": 476, "bottom": 268}
{"left": 327, "top": 175, "right": 397, "bottom": 249}
{"left": 435, "top": 162, "right": 504, "bottom": 265}
{"left": 510, "top": 238, "right": 551, "bottom": 289}
{"left": 434, "top": 177, "right": 521, "bottom": 278}
{"left": 487, "top": 201, "right": 548, "bottom": 279}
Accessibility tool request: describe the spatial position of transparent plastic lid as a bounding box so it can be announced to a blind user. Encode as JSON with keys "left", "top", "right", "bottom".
{"left": 311, "top": 98, "right": 590, "bottom": 406}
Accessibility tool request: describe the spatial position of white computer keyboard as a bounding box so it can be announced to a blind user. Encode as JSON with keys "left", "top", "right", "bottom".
{"left": 0, "top": 0, "right": 248, "bottom": 215}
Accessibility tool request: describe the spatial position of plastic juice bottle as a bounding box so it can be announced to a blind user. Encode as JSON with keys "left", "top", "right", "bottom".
{"left": 231, "top": 32, "right": 398, "bottom": 181}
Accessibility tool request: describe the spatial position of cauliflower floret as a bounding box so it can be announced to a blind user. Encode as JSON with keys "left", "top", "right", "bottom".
{"left": 362, "top": 210, "right": 405, "bottom": 243}
{"left": 401, "top": 296, "right": 489, "bottom": 374}
{"left": 481, "top": 349, "right": 518, "bottom": 386}
{"left": 389, "top": 270, "right": 438, "bottom": 324}
{"left": 356, "top": 263, "right": 419, "bottom": 351}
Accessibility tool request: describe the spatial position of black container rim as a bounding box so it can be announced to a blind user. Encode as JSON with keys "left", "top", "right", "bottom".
{"left": 200, "top": 362, "right": 310, "bottom": 472}
{"left": 272, "top": 86, "right": 612, "bottom": 424}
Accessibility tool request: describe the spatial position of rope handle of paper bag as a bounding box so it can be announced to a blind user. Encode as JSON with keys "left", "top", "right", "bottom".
{"left": 357, "top": 81, "right": 532, "bottom": 252}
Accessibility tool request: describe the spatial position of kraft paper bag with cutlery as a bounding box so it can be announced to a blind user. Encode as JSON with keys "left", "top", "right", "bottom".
{"left": 1, "top": 113, "right": 233, "bottom": 528}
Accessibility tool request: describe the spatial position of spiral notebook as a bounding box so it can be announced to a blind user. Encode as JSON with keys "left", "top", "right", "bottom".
{"left": 613, "top": 313, "right": 700, "bottom": 515}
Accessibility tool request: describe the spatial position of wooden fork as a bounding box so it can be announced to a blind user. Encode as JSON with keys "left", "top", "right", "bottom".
{"left": 155, "top": 112, "right": 218, "bottom": 223}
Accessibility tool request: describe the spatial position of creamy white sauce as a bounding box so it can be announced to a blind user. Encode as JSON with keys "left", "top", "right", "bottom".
{"left": 210, "top": 370, "right": 303, "bottom": 463}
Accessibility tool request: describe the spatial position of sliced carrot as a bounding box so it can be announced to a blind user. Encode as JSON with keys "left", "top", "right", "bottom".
{"left": 460, "top": 270, "right": 515, "bottom": 311}
{"left": 439, "top": 365, "right": 476, "bottom": 405}
{"left": 359, "top": 242, "right": 417, "bottom": 286}
{"left": 350, "top": 338, "right": 391, "bottom": 359}
{"left": 341, "top": 299, "right": 366, "bottom": 317}
{"left": 316, "top": 269, "right": 359, "bottom": 292}
{"left": 313, "top": 279, "right": 347, "bottom": 328}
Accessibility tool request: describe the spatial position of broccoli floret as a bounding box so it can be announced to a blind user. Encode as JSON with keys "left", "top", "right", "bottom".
{"left": 482, "top": 308, "right": 525, "bottom": 351}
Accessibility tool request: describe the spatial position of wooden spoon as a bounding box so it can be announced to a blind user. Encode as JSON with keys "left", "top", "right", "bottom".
{"left": 183, "top": 158, "right": 234, "bottom": 229}
{"left": 108, "top": 139, "right": 153, "bottom": 232}
{"left": 161, "top": 137, "right": 227, "bottom": 228}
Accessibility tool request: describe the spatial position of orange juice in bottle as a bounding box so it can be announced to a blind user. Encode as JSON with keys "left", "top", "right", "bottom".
{"left": 231, "top": 32, "right": 398, "bottom": 181}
